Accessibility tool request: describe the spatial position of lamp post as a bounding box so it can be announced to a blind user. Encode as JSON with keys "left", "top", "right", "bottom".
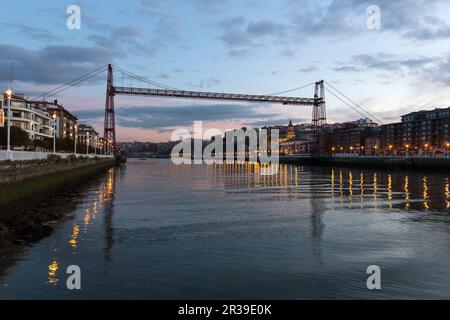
{"left": 52, "top": 113, "right": 57, "bottom": 154}
{"left": 86, "top": 132, "right": 90, "bottom": 155}
{"left": 5, "top": 88, "right": 13, "bottom": 160}
{"left": 94, "top": 136, "right": 97, "bottom": 155}
{"left": 74, "top": 125, "right": 78, "bottom": 156}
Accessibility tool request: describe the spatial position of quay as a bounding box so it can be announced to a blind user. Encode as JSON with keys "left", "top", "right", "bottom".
{"left": 280, "top": 154, "right": 450, "bottom": 171}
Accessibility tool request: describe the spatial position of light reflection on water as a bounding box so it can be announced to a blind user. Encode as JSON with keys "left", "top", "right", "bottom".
{"left": 0, "top": 160, "right": 450, "bottom": 299}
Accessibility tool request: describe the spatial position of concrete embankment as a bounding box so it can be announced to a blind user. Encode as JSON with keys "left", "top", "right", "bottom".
{"left": 0, "top": 158, "right": 117, "bottom": 245}
{"left": 279, "top": 155, "right": 450, "bottom": 171}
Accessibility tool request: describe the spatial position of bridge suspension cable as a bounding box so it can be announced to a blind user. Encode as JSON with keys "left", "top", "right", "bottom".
{"left": 324, "top": 81, "right": 383, "bottom": 124}
{"left": 266, "top": 82, "right": 315, "bottom": 96}
{"left": 325, "top": 88, "right": 381, "bottom": 124}
{"left": 111, "top": 65, "right": 179, "bottom": 90}
{"left": 31, "top": 64, "right": 108, "bottom": 101}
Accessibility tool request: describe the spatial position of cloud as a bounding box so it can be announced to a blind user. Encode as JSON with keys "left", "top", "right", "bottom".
{"left": 217, "top": 16, "right": 291, "bottom": 57}
{"left": 332, "top": 51, "right": 450, "bottom": 86}
{"left": 299, "top": 66, "right": 318, "bottom": 73}
{"left": 88, "top": 25, "right": 155, "bottom": 56}
{"left": 0, "top": 44, "right": 119, "bottom": 85}
{"left": 1, "top": 23, "right": 60, "bottom": 42}
{"left": 76, "top": 103, "right": 283, "bottom": 133}
{"left": 333, "top": 52, "right": 436, "bottom": 77}
{"left": 215, "top": 0, "right": 450, "bottom": 58}
{"left": 187, "top": 77, "right": 221, "bottom": 89}
{"left": 243, "top": 118, "right": 308, "bottom": 127}
{"left": 289, "top": 0, "right": 450, "bottom": 41}
{"left": 156, "top": 73, "right": 170, "bottom": 80}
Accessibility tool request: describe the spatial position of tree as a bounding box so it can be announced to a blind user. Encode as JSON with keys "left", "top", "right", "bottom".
{"left": 0, "top": 126, "right": 30, "bottom": 148}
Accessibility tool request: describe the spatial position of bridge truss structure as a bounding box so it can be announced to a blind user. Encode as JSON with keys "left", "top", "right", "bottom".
{"left": 104, "top": 64, "right": 326, "bottom": 154}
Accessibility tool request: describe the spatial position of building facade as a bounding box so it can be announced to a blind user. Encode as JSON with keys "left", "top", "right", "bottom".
{"left": 77, "top": 124, "right": 101, "bottom": 153}
{"left": 2, "top": 93, "right": 53, "bottom": 141}
{"left": 326, "top": 119, "right": 378, "bottom": 154}
{"left": 32, "top": 100, "right": 78, "bottom": 140}
{"left": 380, "top": 107, "right": 450, "bottom": 155}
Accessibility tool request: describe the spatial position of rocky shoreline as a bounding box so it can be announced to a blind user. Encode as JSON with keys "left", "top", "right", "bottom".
{"left": 0, "top": 158, "right": 118, "bottom": 246}
{"left": 0, "top": 189, "right": 81, "bottom": 246}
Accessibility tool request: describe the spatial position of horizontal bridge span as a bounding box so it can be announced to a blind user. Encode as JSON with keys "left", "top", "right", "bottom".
{"left": 112, "top": 86, "right": 320, "bottom": 106}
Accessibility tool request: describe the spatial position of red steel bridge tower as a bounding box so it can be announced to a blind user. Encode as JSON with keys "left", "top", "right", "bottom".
{"left": 104, "top": 64, "right": 116, "bottom": 154}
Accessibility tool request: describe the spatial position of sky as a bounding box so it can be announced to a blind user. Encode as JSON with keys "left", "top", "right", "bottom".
{"left": 1, "top": 0, "right": 450, "bottom": 142}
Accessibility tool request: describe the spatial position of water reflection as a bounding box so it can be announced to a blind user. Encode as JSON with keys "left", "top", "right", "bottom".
{"left": 49, "top": 167, "right": 117, "bottom": 286}
{"left": 211, "top": 162, "right": 450, "bottom": 212}
{"left": 69, "top": 224, "right": 79, "bottom": 249}
{"left": 47, "top": 260, "right": 59, "bottom": 286}
{"left": 103, "top": 168, "right": 116, "bottom": 262}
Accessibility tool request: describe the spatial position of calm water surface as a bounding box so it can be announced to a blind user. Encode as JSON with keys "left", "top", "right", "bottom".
{"left": 1, "top": 159, "right": 450, "bottom": 299}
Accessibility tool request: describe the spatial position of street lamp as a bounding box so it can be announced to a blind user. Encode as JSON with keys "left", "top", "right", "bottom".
{"left": 52, "top": 113, "right": 57, "bottom": 153}
{"left": 5, "top": 88, "right": 13, "bottom": 160}
{"left": 74, "top": 125, "right": 78, "bottom": 156}
{"left": 86, "top": 132, "right": 90, "bottom": 155}
{"left": 94, "top": 136, "right": 97, "bottom": 155}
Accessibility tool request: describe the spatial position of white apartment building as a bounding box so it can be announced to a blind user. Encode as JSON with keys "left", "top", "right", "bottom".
{"left": 2, "top": 93, "right": 53, "bottom": 141}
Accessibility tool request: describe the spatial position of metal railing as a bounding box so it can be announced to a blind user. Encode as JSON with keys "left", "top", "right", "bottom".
{"left": 0, "top": 150, "right": 113, "bottom": 161}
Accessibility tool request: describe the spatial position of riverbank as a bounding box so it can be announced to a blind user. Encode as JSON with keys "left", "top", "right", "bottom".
{"left": 279, "top": 155, "right": 450, "bottom": 171}
{"left": 0, "top": 157, "right": 117, "bottom": 245}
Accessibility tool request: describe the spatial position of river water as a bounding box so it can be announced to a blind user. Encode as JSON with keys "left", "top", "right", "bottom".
{"left": 0, "top": 159, "right": 449, "bottom": 299}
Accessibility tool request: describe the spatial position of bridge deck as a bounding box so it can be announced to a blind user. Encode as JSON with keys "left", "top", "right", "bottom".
{"left": 113, "top": 86, "right": 320, "bottom": 106}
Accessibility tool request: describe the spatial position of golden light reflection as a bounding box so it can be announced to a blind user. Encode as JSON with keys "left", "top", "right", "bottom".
{"left": 339, "top": 170, "right": 343, "bottom": 199}
{"left": 84, "top": 208, "right": 91, "bottom": 230}
{"left": 388, "top": 174, "right": 393, "bottom": 209}
{"left": 69, "top": 224, "right": 80, "bottom": 248}
{"left": 348, "top": 171, "right": 353, "bottom": 201}
{"left": 404, "top": 176, "right": 410, "bottom": 209}
{"left": 373, "top": 173, "right": 378, "bottom": 207}
{"left": 445, "top": 178, "right": 450, "bottom": 209}
{"left": 47, "top": 260, "right": 59, "bottom": 286}
{"left": 360, "top": 172, "right": 364, "bottom": 207}
{"left": 423, "top": 176, "right": 429, "bottom": 210}
{"left": 92, "top": 201, "right": 98, "bottom": 219}
{"left": 331, "top": 169, "right": 335, "bottom": 197}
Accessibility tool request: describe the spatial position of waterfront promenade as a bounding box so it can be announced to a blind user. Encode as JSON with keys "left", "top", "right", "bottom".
{"left": 0, "top": 150, "right": 113, "bottom": 162}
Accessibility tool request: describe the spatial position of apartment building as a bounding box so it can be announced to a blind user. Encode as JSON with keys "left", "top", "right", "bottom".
{"left": 2, "top": 93, "right": 53, "bottom": 141}
{"left": 31, "top": 100, "right": 78, "bottom": 140}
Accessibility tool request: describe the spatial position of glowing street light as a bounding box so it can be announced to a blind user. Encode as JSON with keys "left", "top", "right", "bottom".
{"left": 5, "top": 88, "right": 13, "bottom": 160}
{"left": 52, "top": 113, "right": 57, "bottom": 154}
{"left": 74, "top": 125, "right": 78, "bottom": 156}
{"left": 86, "top": 132, "right": 90, "bottom": 155}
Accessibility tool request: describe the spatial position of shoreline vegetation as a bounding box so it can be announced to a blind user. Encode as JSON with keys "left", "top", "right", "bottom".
{"left": 0, "top": 156, "right": 118, "bottom": 246}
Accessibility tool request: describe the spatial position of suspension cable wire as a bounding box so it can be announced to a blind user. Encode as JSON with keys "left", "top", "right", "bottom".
{"left": 325, "top": 88, "right": 380, "bottom": 122}
{"left": 112, "top": 65, "right": 178, "bottom": 90}
{"left": 325, "top": 81, "right": 383, "bottom": 124}
{"left": 40, "top": 68, "right": 107, "bottom": 100}
{"left": 31, "top": 65, "right": 108, "bottom": 101}
{"left": 266, "top": 82, "right": 315, "bottom": 96}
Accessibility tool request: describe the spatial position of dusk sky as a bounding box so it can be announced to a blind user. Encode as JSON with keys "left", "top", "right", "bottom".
{"left": 1, "top": 0, "right": 450, "bottom": 142}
